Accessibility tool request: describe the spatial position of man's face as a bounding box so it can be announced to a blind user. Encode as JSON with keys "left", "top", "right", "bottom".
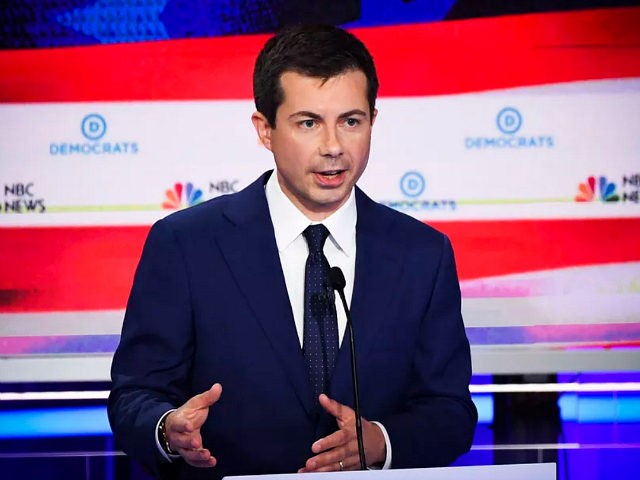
{"left": 252, "top": 70, "right": 376, "bottom": 220}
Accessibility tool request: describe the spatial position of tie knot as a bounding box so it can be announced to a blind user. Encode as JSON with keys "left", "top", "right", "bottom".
{"left": 303, "top": 224, "right": 330, "bottom": 254}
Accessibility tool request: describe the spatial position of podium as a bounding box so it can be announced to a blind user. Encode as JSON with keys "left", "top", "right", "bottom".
{"left": 224, "top": 462, "right": 556, "bottom": 479}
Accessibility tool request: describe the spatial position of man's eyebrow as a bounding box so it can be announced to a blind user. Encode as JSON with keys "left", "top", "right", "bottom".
{"left": 289, "top": 111, "right": 322, "bottom": 120}
{"left": 288, "top": 109, "right": 368, "bottom": 120}
{"left": 338, "top": 109, "right": 368, "bottom": 119}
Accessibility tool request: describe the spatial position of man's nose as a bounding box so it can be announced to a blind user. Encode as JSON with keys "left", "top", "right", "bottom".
{"left": 320, "top": 126, "right": 343, "bottom": 158}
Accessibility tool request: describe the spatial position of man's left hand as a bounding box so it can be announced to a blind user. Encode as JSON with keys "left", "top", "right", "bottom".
{"left": 299, "top": 394, "right": 386, "bottom": 472}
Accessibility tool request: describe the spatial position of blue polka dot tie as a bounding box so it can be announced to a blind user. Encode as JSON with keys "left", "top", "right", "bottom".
{"left": 302, "top": 224, "right": 339, "bottom": 405}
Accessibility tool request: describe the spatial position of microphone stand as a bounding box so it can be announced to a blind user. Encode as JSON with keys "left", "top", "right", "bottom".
{"left": 330, "top": 267, "right": 366, "bottom": 470}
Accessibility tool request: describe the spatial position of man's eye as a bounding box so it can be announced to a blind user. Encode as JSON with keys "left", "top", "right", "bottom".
{"left": 300, "top": 119, "right": 316, "bottom": 128}
{"left": 345, "top": 118, "right": 360, "bottom": 127}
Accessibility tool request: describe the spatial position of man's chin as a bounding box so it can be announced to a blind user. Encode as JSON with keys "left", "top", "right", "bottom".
{"left": 309, "top": 192, "right": 351, "bottom": 214}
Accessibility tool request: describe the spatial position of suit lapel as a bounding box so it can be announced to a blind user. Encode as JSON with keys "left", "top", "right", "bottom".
{"left": 214, "top": 173, "right": 315, "bottom": 416}
{"left": 330, "top": 188, "right": 404, "bottom": 404}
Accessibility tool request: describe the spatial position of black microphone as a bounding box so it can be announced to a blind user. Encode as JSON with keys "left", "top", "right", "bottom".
{"left": 329, "top": 266, "right": 366, "bottom": 470}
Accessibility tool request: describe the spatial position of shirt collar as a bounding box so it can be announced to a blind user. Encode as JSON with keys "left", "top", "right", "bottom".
{"left": 265, "top": 170, "right": 357, "bottom": 256}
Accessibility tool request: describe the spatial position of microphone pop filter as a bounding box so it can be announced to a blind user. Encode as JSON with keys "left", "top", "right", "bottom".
{"left": 329, "top": 266, "right": 347, "bottom": 291}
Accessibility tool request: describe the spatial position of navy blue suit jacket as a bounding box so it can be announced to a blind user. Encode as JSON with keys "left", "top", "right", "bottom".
{"left": 108, "top": 171, "right": 477, "bottom": 479}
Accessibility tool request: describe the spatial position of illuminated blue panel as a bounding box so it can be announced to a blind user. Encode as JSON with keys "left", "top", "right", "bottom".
{"left": 0, "top": 393, "right": 638, "bottom": 438}
{"left": 559, "top": 394, "right": 640, "bottom": 423}
{"left": 472, "top": 394, "right": 493, "bottom": 424}
{"left": 345, "top": 0, "right": 456, "bottom": 27}
{"left": 57, "top": 0, "right": 169, "bottom": 44}
{"left": 0, "top": 407, "right": 111, "bottom": 438}
{"left": 0, "top": 397, "right": 491, "bottom": 438}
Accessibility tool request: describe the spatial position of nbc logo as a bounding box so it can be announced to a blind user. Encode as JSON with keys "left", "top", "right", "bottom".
{"left": 575, "top": 176, "right": 620, "bottom": 202}
{"left": 162, "top": 182, "right": 204, "bottom": 209}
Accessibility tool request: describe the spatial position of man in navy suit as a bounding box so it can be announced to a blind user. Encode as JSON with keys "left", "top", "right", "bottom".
{"left": 109, "top": 25, "right": 477, "bottom": 479}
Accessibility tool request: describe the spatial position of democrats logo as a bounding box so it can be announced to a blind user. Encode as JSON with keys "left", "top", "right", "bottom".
{"left": 50, "top": 114, "right": 139, "bottom": 156}
{"left": 465, "top": 107, "right": 554, "bottom": 150}
{"left": 380, "top": 172, "right": 456, "bottom": 212}
{"left": 400, "top": 172, "right": 426, "bottom": 198}
{"left": 496, "top": 107, "right": 522, "bottom": 135}
{"left": 81, "top": 114, "right": 107, "bottom": 140}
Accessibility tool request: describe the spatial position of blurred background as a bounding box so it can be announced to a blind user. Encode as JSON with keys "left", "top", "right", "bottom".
{"left": 1, "top": 1, "right": 639, "bottom": 478}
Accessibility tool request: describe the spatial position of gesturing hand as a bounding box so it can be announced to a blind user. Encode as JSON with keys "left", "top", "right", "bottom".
{"left": 299, "top": 394, "right": 386, "bottom": 472}
{"left": 165, "top": 383, "right": 222, "bottom": 468}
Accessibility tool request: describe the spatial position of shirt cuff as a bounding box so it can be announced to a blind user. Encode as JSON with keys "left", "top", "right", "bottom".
{"left": 155, "top": 409, "right": 181, "bottom": 462}
{"left": 370, "top": 421, "right": 392, "bottom": 469}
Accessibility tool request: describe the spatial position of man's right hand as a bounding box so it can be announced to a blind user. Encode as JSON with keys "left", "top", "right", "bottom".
{"left": 165, "top": 383, "right": 222, "bottom": 468}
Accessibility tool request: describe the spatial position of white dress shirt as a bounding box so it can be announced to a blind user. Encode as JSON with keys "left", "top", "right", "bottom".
{"left": 264, "top": 170, "right": 356, "bottom": 347}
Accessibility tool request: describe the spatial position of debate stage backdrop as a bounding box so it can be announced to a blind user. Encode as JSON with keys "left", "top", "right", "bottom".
{"left": 1, "top": 1, "right": 639, "bottom": 381}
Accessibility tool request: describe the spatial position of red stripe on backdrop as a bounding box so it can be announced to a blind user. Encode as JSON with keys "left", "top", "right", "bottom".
{"left": 432, "top": 218, "right": 640, "bottom": 281}
{"left": 0, "top": 217, "right": 638, "bottom": 312}
{"left": 0, "top": 7, "right": 639, "bottom": 102}
{"left": 0, "top": 226, "right": 149, "bottom": 312}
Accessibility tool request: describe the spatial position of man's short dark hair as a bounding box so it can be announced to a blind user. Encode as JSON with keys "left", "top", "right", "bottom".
{"left": 253, "top": 24, "right": 379, "bottom": 127}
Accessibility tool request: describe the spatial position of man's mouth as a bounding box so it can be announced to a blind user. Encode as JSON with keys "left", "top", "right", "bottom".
{"left": 317, "top": 169, "right": 345, "bottom": 177}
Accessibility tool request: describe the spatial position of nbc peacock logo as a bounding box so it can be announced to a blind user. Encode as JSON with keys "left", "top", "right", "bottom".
{"left": 162, "top": 182, "right": 204, "bottom": 210}
{"left": 575, "top": 176, "right": 620, "bottom": 203}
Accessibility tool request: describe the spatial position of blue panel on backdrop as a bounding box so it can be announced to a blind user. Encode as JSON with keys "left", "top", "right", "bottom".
{"left": 1, "top": 394, "right": 638, "bottom": 438}
{"left": 559, "top": 393, "right": 640, "bottom": 423}
{"left": 0, "top": 407, "right": 111, "bottom": 438}
{"left": 0, "top": 396, "right": 489, "bottom": 438}
{"left": 0, "top": 0, "right": 458, "bottom": 48}
{"left": 344, "top": 0, "right": 457, "bottom": 27}
{"left": 474, "top": 394, "right": 493, "bottom": 424}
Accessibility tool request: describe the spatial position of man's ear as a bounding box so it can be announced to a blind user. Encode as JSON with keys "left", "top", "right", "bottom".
{"left": 251, "top": 112, "right": 273, "bottom": 151}
{"left": 371, "top": 107, "right": 378, "bottom": 126}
